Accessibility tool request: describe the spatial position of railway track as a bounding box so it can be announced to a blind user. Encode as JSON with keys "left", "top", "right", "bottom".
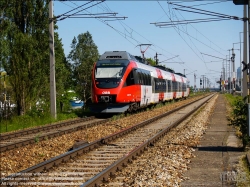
{"left": 0, "top": 94, "right": 205, "bottom": 153}
{"left": 0, "top": 94, "right": 215, "bottom": 187}
{"left": 0, "top": 117, "right": 109, "bottom": 152}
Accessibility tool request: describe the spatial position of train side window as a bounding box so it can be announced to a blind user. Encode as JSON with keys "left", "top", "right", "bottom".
{"left": 125, "top": 69, "right": 135, "bottom": 86}
{"left": 147, "top": 74, "right": 151, "bottom": 85}
{"left": 133, "top": 69, "right": 139, "bottom": 84}
{"left": 164, "top": 80, "right": 167, "bottom": 92}
{"left": 173, "top": 81, "right": 176, "bottom": 92}
{"left": 138, "top": 72, "right": 142, "bottom": 85}
{"left": 142, "top": 73, "right": 146, "bottom": 85}
{"left": 144, "top": 71, "right": 148, "bottom": 85}
{"left": 168, "top": 80, "right": 171, "bottom": 92}
{"left": 183, "top": 83, "right": 186, "bottom": 91}
{"left": 143, "top": 72, "right": 147, "bottom": 85}
{"left": 160, "top": 80, "right": 163, "bottom": 92}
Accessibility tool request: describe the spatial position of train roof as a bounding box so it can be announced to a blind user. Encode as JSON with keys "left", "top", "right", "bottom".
{"left": 99, "top": 51, "right": 149, "bottom": 64}
{"left": 175, "top": 72, "right": 186, "bottom": 77}
{"left": 153, "top": 65, "right": 175, "bottom": 73}
{"left": 99, "top": 51, "right": 186, "bottom": 78}
{"left": 99, "top": 51, "right": 137, "bottom": 61}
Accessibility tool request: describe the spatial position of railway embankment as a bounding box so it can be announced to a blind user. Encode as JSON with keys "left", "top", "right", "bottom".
{"left": 181, "top": 94, "right": 250, "bottom": 187}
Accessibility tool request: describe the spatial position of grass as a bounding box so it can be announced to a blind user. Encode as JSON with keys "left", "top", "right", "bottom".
{"left": 0, "top": 108, "right": 92, "bottom": 133}
{"left": 223, "top": 93, "right": 244, "bottom": 107}
{"left": 223, "top": 93, "right": 250, "bottom": 186}
{"left": 236, "top": 155, "right": 250, "bottom": 187}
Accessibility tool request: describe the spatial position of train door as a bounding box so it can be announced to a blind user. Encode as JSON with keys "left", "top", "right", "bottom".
{"left": 171, "top": 73, "right": 176, "bottom": 99}
{"left": 140, "top": 70, "right": 150, "bottom": 106}
{"left": 142, "top": 84, "right": 147, "bottom": 106}
{"left": 181, "top": 77, "right": 184, "bottom": 97}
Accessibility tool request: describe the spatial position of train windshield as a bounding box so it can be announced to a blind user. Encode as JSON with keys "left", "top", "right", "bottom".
{"left": 96, "top": 67, "right": 124, "bottom": 78}
{"left": 94, "top": 59, "right": 129, "bottom": 88}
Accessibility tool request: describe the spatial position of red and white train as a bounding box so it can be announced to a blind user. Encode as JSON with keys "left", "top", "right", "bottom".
{"left": 89, "top": 51, "right": 189, "bottom": 113}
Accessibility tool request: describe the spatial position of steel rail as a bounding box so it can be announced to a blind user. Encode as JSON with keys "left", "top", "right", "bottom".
{"left": 81, "top": 94, "right": 215, "bottom": 186}
{"left": 0, "top": 117, "right": 95, "bottom": 140}
{"left": 0, "top": 94, "right": 214, "bottom": 186}
{"left": 0, "top": 117, "right": 109, "bottom": 152}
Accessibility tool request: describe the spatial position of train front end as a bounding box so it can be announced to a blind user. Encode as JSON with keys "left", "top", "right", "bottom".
{"left": 89, "top": 51, "right": 133, "bottom": 113}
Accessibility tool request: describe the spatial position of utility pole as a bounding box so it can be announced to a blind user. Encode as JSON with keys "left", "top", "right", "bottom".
{"left": 243, "top": 5, "right": 248, "bottom": 98}
{"left": 220, "top": 73, "right": 222, "bottom": 92}
{"left": 225, "top": 55, "right": 228, "bottom": 92}
{"left": 231, "top": 48, "right": 236, "bottom": 94}
{"left": 194, "top": 73, "right": 196, "bottom": 92}
{"left": 49, "top": 0, "right": 57, "bottom": 119}
{"left": 154, "top": 52, "right": 161, "bottom": 65}
{"left": 222, "top": 60, "right": 225, "bottom": 93}
{"left": 248, "top": 0, "right": 250, "bottom": 102}
{"left": 228, "top": 49, "right": 232, "bottom": 93}
{"left": 239, "top": 32, "right": 243, "bottom": 95}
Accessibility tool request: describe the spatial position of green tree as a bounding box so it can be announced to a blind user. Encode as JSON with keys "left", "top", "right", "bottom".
{"left": 1, "top": 0, "right": 71, "bottom": 116}
{"left": 1, "top": 0, "right": 50, "bottom": 115}
{"left": 146, "top": 58, "right": 156, "bottom": 66}
{"left": 68, "top": 31, "right": 99, "bottom": 103}
{"left": 54, "top": 32, "right": 72, "bottom": 112}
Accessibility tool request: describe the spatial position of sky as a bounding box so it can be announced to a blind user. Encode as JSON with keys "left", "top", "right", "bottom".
{"left": 53, "top": 0, "right": 246, "bottom": 89}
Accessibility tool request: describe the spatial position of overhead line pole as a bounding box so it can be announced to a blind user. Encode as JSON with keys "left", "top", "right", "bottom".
{"left": 248, "top": 0, "right": 250, "bottom": 102}
{"left": 243, "top": 4, "right": 248, "bottom": 99}
{"left": 194, "top": 73, "right": 196, "bottom": 91}
{"left": 228, "top": 49, "right": 231, "bottom": 93}
{"left": 49, "top": 0, "right": 57, "bottom": 119}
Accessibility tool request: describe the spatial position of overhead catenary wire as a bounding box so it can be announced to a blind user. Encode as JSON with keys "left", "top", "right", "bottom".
{"left": 56, "top": 0, "right": 97, "bottom": 19}
{"left": 154, "top": 1, "right": 200, "bottom": 74}
{"left": 160, "top": 1, "right": 230, "bottom": 77}
{"left": 56, "top": 0, "right": 230, "bottom": 81}
{"left": 57, "top": 1, "right": 105, "bottom": 20}
{"left": 169, "top": 2, "right": 242, "bottom": 20}
{"left": 157, "top": 1, "right": 208, "bottom": 69}
{"left": 172, "top": 2, "right": 228, "bottom": 52}
{"left": 57, "top": 0, "right": 183, "bottom": 63}
{"left": 173, "top": 8, "right": 244, "bottom": 21}
{"left": 153, "top": 17, "right": 232, "bottom": 26}
{"left": 156, "top": 1, "right": 234, "bottom": 63}
{"left": 58, "top": 0, "right": 139, "bottom": 46}
{"left": 58, "top": 0, "right": 181, "bottom": 61}
{"left": 183, "top": 1, "right": 228, "bottom": 7}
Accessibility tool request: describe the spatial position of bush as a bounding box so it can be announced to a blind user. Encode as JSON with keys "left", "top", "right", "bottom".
{"left": 228, "top": 96, "right": 249, "bottom": 148}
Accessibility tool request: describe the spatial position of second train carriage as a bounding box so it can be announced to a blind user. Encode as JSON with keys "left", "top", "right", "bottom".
{"left": 89, "top": 51, "right": 189, "bottom": 113}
